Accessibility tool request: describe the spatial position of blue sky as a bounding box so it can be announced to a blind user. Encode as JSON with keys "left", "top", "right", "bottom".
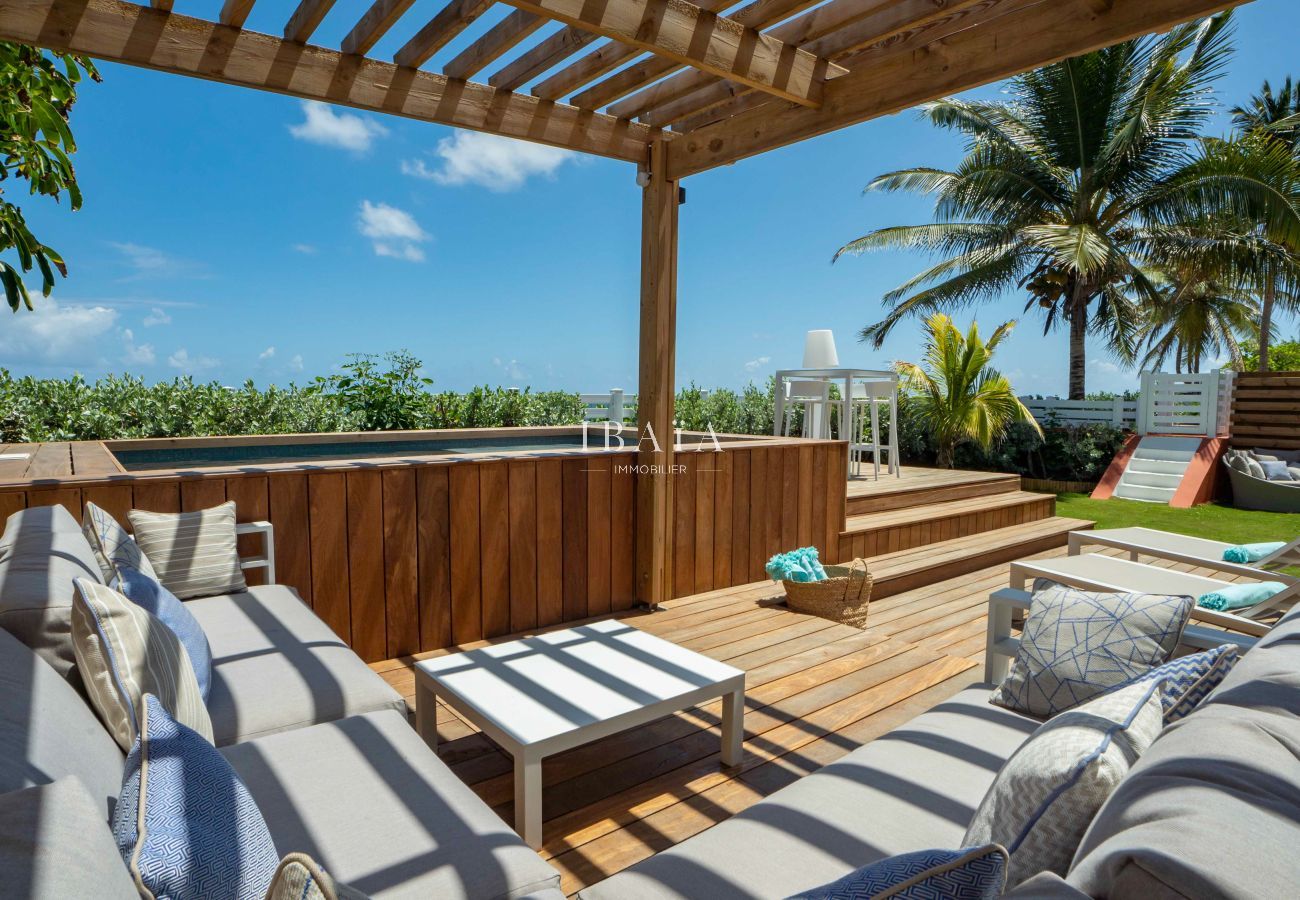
{"left": 5, "top": 0, "right": 1298, "bottom": 397}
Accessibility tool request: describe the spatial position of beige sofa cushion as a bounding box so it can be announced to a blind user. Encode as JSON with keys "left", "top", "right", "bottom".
{"left": 222, "top": 710, "right": 562, "bottom": 900}
{"left": 186, "top": 585, "right": 406, "bottom": 745}
{"left": 72, "top": 578, "right": 213, "bottom": 750}
{"left": 0, "top": 505, "right": 104, "bottom": 684}
{"left": 128, "top": 501, "right": 247, "bottom": 600}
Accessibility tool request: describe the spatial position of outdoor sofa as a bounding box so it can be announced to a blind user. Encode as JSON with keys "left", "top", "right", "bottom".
{"left": 0, "top": 503, "right": 564, "bottom": 899}
{"left": 1223, "top": 448, "right": 1300, "bottom": 513}
{"left": 582, "top": 603, "right": 1300, "bottom": 899}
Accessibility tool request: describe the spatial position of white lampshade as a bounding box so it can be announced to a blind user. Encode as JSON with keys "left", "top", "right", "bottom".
{"left": 803, "top": 330, "right": 840, "bottom": 368}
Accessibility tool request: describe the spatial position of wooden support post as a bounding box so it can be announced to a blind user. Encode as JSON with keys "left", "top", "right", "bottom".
{"left": 635, "top": 139, "right": 679, "bottom": 609}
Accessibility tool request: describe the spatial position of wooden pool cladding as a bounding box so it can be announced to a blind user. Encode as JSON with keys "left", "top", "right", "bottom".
{"left": 0, "top": 438, "right": 847, "bottom": 663}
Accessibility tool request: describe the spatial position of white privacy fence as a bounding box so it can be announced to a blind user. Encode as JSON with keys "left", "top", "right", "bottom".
{"left": 1020, "top": 397, "right": 1138, "bottom": 428}
{"left": 1021, "top": 370, "right": 1235, "bottom": 437}
{"left": 581, "top": 389, "right": 635, "bottom": 423}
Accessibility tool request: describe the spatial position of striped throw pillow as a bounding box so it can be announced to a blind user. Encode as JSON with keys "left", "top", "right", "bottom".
{"left": 82, "top": 501, "right": 159, "bottom": 584}
{"left": 128, "top": 501, "right": 247, "bottom": 600}
{"left": 71, "top": 578, "right": 213, "bottom": 751}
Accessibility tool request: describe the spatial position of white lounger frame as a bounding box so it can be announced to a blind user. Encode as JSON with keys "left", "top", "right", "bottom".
{"left": 235, "top": 521, "right": 275, "bottom": 583}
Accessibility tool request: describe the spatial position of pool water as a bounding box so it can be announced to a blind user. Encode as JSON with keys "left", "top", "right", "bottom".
{"left": 112, "top": 434, "right": 592, "bottom": 471}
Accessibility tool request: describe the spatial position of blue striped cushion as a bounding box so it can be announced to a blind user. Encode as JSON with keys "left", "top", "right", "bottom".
{"left": 112, "top": 694, "right": 278, "bottom": 900}
{"left": 786, "top": 845, "right": 1008, "bottom": 900}
{"left": 1100, "top": 644, "right": 1238, "bottom": 723}
{"left": 115, "top": 564, "right": 214, "bottom": 702}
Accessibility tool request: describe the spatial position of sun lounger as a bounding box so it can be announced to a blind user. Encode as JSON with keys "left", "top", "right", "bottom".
{"left": 1068, "top": 527, "right": 1300, "bottom": 575}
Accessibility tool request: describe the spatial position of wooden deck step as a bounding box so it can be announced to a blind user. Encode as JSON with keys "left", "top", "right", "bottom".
{"left": 846, "top": 469, "right": 1019, "bottom": 516}
{"left": 838, "top": 490, "right": 1057, "bottom": 560}
{"left": 865, "top": 516, "right": 1095, "bottom": 601}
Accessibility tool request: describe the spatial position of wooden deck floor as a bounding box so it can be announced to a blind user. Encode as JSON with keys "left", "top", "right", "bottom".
{"left": 372, "top": 541, "right": 1259, "bottom": 896}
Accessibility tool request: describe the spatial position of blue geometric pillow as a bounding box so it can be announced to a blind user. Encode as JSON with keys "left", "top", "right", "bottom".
{"left": 1100, "top": 644, "right": 1238, "bottom": 723}
{"left": 786, "top": 845, "right": 1008, "bottom": 900}
{"left": 115, "top": 564, "right": 214, "bottom": 702}
{"left": 112, "top": 694, "right": 279, "bottom": 900}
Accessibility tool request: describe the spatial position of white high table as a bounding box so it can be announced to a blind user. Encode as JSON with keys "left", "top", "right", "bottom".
{"left": 773, "top": 367, "right": 900, "bottom": 478}
{"left": 414, "top": 619, "right": 745, "bottom": 849}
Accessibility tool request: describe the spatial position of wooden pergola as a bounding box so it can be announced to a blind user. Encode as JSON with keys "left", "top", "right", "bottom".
{"left": 1, "top": 0, "right": 1243, "bottom": 607}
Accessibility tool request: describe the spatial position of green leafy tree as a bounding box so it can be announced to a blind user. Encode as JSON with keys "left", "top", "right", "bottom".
{"left": 1239, "top": 337, "right": 1300, "bottom": 372}
{"left": 1, "top": 41, "right": 98, "bottom": 312}
{"left": 894, "top": 314, "right": 1040, "bottom": 468}
{"left": 837, "top": 15, "right": 1240, "bottom": 398}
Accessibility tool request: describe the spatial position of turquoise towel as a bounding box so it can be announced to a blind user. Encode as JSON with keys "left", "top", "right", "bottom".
{"left": 1197, "top": 581, "right": 1288, "bottom": 611}
{"left": 1222, "top": 542, "right": 1287, "bottom": 564}
{"left": 766, "top": 547, "right": 828, "bottom": 583}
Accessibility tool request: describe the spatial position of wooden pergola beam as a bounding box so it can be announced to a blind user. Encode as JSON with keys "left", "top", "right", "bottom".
{"left": 393, "top": 0, "right": 494, "bottom": 69}
{"left": 489, "top": 25, "right": 600, "bottom": 91}
{"left": 443, "top": 9, "right": 546, "bottom": 81}
{"left": 341, "top": 0, "right": 417, "bottom": 56}
{"left": 667, "top": 0, "right": 1244, "bottom": 177}
{"left": 219, "top": 0, "right": 257, "bottom": 29}
{"left": 0, "top": 0, "right": 657, "bottom": 162}
{"left": 501, "top": 0, "right": 834, "bottom": 107}
{"left": 284, "top": 0, "right": 338, "bottom": 43}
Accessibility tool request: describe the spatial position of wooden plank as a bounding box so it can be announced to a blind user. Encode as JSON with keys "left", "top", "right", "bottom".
{"left": 587, "top": 458, "right": 613, "bottom": 616}
{"left": 610, "top": 458, "right": 636, "bottom": 611}
{"left": 796, "top": 445, "right": 813, "bottom": 547}
{"left": 562, "top": 458, "right": 589, "bottom": 621}
{"left": 284, "top": 0, "right": 337, "bottom": 42}
{"left": 450, "top": 465, "right": 483, "bottom": 644}
{"left": 226, "top": 476, "right": 270, "bottom": 586}
{"left": 416, "top": 466, "right": 453, "bottom": 650}
{"left": 24, "top": 443, "right": 71, "bottom": 479}
{"left": 536, "top": 459, "right": 565, "bottom": 626}
{"left": 0, "top": 491, "right": 25, "bottom": 522}
{"left": 501, "top": 0, "right": 836, "bottom": 107}
{"left": 765, "top": 445, "right": 783, "bottom": 560}
{"left": 508, "top": 460, "right": 539, "bottom": 633}
{"left": 395, "top": 0, "right": 495, "bottom": 68}
{"left": 308, "top": 472, "right": 350, "bottom": 640}
{"left": 712, "top": 450, "right": 732, "bottom": 589}
{"left": 666, "top": 0, "right": 1243, "bottom": 177}
{"left": 673, "top": 458, "right": 695, "bottom": 599}
{"left": 27, "top": 488, "right": 82, "bottom": 521}
{"left": 346, "top": 470, "right": 387, "bottom": 662}
{"left": 1, "top": 0, "right": 655, "bottom": 163}
{"left": 383, "top": 468, "right": 420, "bottom": 658}
{"left": 730, "top": 450, "right": 749, "bottom": 584}
{"left": 692, "top": 460, "right": 714, "bottom": 593}
{"left": 81, "top": 483, "right": 133, "bottom": 529}
{"left": 70, "top": 442, "right": 123, "bottom": 476}
{"left": 747, "top": 447, "right": 767, "bottom": 580}
{"left": 780, "top": 446, "right": 799, "bottom": 551}
{"left": 132, "top": 481, "right": 180, "bottom": 513}
{"left": 268, "top": 474, "right": 312, "bottom": 605}
{"left": 444, "top": 9, "right": 547, "bottom": 80}
{"left": 479, "top": 463, "right": 512, "bottom": 638}
{"left": 532, "top": 40, "right": 640, "bottom": 101}
{"left": 342, "top": 0, "right": 418, "bottom": 55}
{"left": 489, "top": 24, "right": 599, "bottom": 90}
{"left": 180, "top": 478, "right": 226, "bottom": 511}
{"left": 219, "top": 0, "right": 257, "bottom": 28}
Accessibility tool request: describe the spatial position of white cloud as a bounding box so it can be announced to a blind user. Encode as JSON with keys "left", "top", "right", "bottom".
{"left": 1088, "top": 357, "right": 1121, "bottom": 374}
{"left": 358, "top": 200, "right": 430, "bottom": 262}
{"left": 120, "top": 328, "right": 156, "bottom": 365}
{"left": 292, "top": 243, "right": 318, "bottom": 255}
{"left": 109, "top": 243, "right": 204, "bottom": 281}
{"left": 167, "top": 348, "right": 220, "bottom": 372}
{"left": 288, "top": 354, "right": 304, "bottom": 373}
{"left": 744, "top": 356, "right": 772, "bottom": 373}
{"left": 259, "top": 346, "right": 276, "bottom": 360}
{"left": 403, "top": 131, "right": 574, "bottom": 192}
{"left": 288, "top": 101, "right": 388, "bottom": 154}
{"left": 492, "top": 356, "right": 526, "bottom": 381}
{"left": 0, "top": 299, "right": 118, "bottom": 367}
{"left": 142, "top": 307, "right": 172, "bottom": 327}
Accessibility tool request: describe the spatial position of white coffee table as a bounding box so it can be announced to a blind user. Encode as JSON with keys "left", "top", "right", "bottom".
{"left": 414, "top": 618, "right": 746, "bottom": 848}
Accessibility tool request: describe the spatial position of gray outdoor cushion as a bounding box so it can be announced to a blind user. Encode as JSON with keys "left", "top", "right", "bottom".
{"left": 0, "top": 777, "right": 139, "bottom": 900}
{"left": 579, "top": 687, "right": 1039, "bottom": 900}
{"left": 221, "top": 709, "right": 562, "bottom": 900}
{"left": 186, "top": 585, "right": 408, "bottom": 745}
{"left": 1255, "top": 447, "right": 1300, "bottom": 464}
{"left": 1066, "top": 606, "right": 1300, "bottom": 898}
{"left": 0, "top": 627, "right": 125, "bottom": 815}
{"left": 0, "top": 505, "right": 104, "bottom": 684}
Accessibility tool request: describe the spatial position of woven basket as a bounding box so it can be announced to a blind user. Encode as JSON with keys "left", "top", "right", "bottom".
{"left": 782, "top": 558, "right": 873, "bottom": 628}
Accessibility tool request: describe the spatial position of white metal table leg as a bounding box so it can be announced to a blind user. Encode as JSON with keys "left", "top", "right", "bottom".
{"left": 773, "top": 375, "right": 787, "bottom": 437}
{"left": 415, "top": 677, "right": 438, "bottom": 748}
{"left": 721, "top": 687, "right": 744, "bottom": 766}
{"left": 870, "top": 397, "right": 881, "bottom": 480}
{"left": 515, "top": 752, "right": 543, "bottom": 849}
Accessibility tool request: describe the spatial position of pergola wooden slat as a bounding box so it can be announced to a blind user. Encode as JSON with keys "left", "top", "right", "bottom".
{"left": 0, "top": 0, "right": 1250, "bottom": 605}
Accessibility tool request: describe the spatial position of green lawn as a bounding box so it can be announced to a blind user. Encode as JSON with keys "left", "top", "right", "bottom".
{"left": 1055, "top": 493, "right": 1300, "bottom": 545}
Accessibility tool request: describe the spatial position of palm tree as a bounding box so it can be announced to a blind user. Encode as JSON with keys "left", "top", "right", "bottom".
{"left": 1137, "top": 266, "right": 1261, "bottom": 372}
{"left": 837, "top": 15, "right": 1237, "bottom": 398}
{"left": 1232, "top": 77, "right": 1300, "bottom": 152}
{"left": 896, "top": 313, "right": 1039, "bottom": 468}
